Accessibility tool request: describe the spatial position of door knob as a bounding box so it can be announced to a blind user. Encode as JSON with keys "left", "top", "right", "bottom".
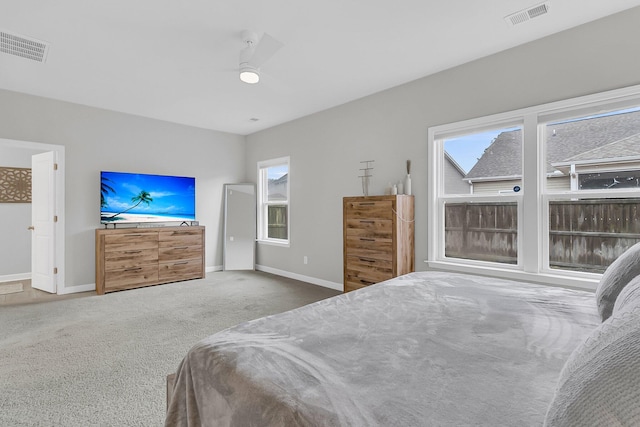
{"left": 28, "top": 226, "right": 35, "bottom": 230}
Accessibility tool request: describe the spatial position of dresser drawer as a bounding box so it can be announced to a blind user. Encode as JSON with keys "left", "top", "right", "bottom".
{"left": 159, "top": 258, "right": 203, "bottom": 282}
{"left": 159, "top": 245, "right": 202, "bottom": 262}
{"left": 345, "top": 200, "right": 393, "bottom": 220}
{"left": 346, "top": 255, "right": 393, "bottom": 270}
{"left": 345, "top": 235, "right": 393, "bottom": 253}
{"left": 104, "top": 232, "right": 158, "bottom": 252}
{"left": 105, "top": 248, "right": 158, "bottom": 270}
{"left": 104, "top": 265, "right": 159, "bottom": 291}
{"left": 345, "top": 219, "right": 392, "bottom": 238}
{"left": 345, "top": 266, "right": 393, "bottom": 290}
{"left": 159, "top": 230, "right": 203, "bottom": 247}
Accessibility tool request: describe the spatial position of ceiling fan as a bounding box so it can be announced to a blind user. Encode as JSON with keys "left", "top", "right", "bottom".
{"left": 239, "top": 30, "right": 283, "bottom": 84}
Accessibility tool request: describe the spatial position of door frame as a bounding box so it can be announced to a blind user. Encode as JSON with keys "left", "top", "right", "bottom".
{"left": 0, "top": 138, "right": 66, "bottom": 294}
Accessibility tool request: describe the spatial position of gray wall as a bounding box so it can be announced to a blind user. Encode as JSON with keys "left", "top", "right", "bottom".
{"left": 246, "top": 7, "right": 640, "bottom": 286}
{"left": 0, "top": 91, "right": 245, "bottom": 290}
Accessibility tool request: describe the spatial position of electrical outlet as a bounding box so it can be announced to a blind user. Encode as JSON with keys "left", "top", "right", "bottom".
{"left": 303, "top": 256, "right": 308, "bottom": 265}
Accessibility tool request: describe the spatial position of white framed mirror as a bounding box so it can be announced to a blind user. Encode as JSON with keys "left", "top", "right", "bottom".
{"left": 223, "top": 184, "right": 256, "bottom": 270}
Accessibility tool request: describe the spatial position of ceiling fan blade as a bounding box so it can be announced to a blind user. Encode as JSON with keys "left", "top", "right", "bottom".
{"left": 249, "top": 33, "right": 283, "bottom": 67}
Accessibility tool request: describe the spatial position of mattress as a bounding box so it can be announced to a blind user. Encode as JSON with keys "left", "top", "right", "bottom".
{"left": 165, "top": 271, "right": 599, "bottom": 426}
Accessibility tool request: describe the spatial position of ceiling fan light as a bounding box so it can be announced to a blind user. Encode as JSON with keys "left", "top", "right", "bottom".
{"left": 239, "top": 67, "right": 260, "bottom": 84}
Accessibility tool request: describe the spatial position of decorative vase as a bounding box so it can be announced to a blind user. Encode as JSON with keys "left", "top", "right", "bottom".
{"left": 405, "top": 174, "right": 412, "bottom": 196}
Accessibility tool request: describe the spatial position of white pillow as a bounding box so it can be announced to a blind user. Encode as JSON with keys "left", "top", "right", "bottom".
{"left": 544, "top": 308, "right": 640, "bottom": 426}
{"left": 613, "top": 275, "right": 640, "bottom": 315}
{"left": 595, "top": 242, "right": 640, "bottom": 321}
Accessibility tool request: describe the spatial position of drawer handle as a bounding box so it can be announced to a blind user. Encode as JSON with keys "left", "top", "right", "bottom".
{"left": 357, "top": 202, "right": 375, "bottom": 206}
{"left": 359, "top": 279, "right": 375, "bottom": 285}
{"left": 174, "top": 246, "right": 189, "bottom": 250}
{"left": 124, "top": 250, "right": 142, "bottom": 254}
{"left": 173, "top": 261, "right": 189, "bottom": 265}
{"left": 359, "top": 258, "right": 376, "bottom": 263}
{"left": 360, "top": 238, "right": 376, "bottom": 242}
{"left": 359, "top": 220, "right": 375, "bottom": 223}
{"left": 124, "top": 234, "right": 143, "bottom": 237}
{"left": 124, "top": 267, "right": 142, "bottom": 272}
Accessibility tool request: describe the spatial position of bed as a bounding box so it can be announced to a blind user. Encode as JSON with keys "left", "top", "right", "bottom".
{"left": 166, "top": 268, "right": 618, "bottom": 426}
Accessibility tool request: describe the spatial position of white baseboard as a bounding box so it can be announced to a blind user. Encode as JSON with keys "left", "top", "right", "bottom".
{"left": 207, "top": 265, "right": 223, "bottom": 273}
{"left": 0, "top": 273, "right": 31, "bottom": 283}
{"left": 255, "top": 265, "right": 343, "bottom": 291}
{"left": 58, "top": 283, "right": 96, "bottom": 295}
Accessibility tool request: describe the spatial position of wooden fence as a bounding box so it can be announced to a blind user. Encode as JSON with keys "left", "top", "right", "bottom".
{"left": 445, "top": 202, "right": 518, "bottom": 264}
{"left": 445, "top": 199, "right": 640, "bottom": 273}
{"left": 268, "top": 205, "right": 288, "bottom": 239}
{"left": 549, "top": 199, "right": 640, "bottom": 272}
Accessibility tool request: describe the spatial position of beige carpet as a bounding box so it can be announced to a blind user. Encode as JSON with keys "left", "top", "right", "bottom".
{"left": 0, "top": 271, "right": 340, "bottom": 427}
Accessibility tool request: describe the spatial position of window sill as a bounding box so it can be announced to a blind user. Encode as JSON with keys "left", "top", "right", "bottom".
{"left": 424, "top": 260, "right": 599, "bottom": 292}
{"left": 257, "top": 239, "right": 290, "bottom": 248}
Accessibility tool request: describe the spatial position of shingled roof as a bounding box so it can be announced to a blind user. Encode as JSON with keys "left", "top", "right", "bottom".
{"left": 464, "top": 110, "right": 640, "bottom": 180}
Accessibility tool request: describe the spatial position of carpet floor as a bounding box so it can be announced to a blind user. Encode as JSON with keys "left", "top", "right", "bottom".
{"left": 0, "top": 271, "right": 340, "bottom": 427}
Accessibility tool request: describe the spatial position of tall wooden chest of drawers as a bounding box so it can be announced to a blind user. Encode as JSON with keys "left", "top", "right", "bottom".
{"left": 343, "top": 195, "right": 414, "bottom": 292}
{"left": 95, "top": 226, "right": 205, "bottom": 294}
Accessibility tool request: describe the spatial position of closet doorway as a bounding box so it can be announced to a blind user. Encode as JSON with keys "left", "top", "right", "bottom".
{"left": 0, "top": 138, "right": 65, "bottom": 294}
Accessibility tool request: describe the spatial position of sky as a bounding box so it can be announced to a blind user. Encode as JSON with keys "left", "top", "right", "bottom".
{"left": 445, "top": 107, "right": 640, "bottom": 174}
{"left": 444, "top": 129, "right": 512, "bottom": 173}
{"left": 267, "top": 165, "right": 288, "bottom": 179}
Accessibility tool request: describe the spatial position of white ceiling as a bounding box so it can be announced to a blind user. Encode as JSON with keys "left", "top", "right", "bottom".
{"left": 2, "top": 1, "right": 640, "bottom": 135}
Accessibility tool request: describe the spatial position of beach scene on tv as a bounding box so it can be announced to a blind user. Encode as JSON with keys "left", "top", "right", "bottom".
{"left": 100, "top": 171, "right": 196, "bottom": 224}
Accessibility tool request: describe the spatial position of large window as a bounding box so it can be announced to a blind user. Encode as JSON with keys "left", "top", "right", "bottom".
{"left": 428, "top": 86, "right": 640, "bottom": 289}
{"left": 257, "top": 157, "right": 289, "bottom": 245}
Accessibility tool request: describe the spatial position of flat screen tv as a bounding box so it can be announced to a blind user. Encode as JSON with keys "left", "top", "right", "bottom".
{"left": 100, "top": 171, "right": 196, "bottom": 224}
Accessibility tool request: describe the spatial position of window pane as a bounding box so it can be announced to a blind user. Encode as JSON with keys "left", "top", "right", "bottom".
{"left": 545, "top": 107, "right": 640, "bottom": 272}
{"left": 267, "top": 166, "right": 288, "bottom": 202}
{"left": 549, "top": 199, "right": 640, "bottom": 273}
{"left": 578, "top": 171, "right": 640, "bottom": 190}
{"left": 545, "top": 108, "right": 640, "bottom": 192}
{"left": 444, "top": 201, "right": 518, "bottom": 264}
{"left": 267, "top": 205, "right": 288, "bottom": 239}
{"left": 444, "top": 126, "right": 522, "bottom": 195}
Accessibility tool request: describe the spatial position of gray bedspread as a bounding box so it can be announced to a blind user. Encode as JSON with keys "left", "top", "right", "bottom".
{"left": 165, "top": 271, "right": 598, "bottom": 426}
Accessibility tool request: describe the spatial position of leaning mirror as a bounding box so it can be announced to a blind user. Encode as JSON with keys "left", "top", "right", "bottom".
{"left": 223, "top": 184, "right": 256, "bottom": 270}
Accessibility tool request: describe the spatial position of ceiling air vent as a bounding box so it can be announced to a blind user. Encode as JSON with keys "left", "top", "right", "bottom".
{"left": 505, "top": 2, "right": 550, "bottom": 27}
{"left": 0, "top": 30, "right": 49, "bottom": 63}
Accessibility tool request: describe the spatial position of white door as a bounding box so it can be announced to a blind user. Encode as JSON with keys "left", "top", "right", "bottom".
{"left": 31, "top": 151, "right": 56, "bottom": 293}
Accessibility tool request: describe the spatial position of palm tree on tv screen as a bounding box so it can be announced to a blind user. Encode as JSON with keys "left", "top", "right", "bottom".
{"left": 107, "top": 190, "right": 154, "bottom": 219}
{"left": 100, "top": 177, "right": 115, "bottom": 208}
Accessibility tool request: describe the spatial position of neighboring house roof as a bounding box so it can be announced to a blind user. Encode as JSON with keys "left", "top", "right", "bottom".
{"left": 445, "top": 151, "right": 467, "bottom": 176}
{"left": 558, "top": 133, "right": 640, "bottom": 164}
{"left": 465, "top": 110, "right": 640, "bottom": 180}
{"left": 268, "top": 173, "right": 288, "bottom": 201}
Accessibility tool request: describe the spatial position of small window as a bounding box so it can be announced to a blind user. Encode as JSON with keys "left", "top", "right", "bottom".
{"left": 438, "top": 125, "right": 522, "bottom": 266}
{"left": 257, "top": 157, "right": 289, "bottom": 244}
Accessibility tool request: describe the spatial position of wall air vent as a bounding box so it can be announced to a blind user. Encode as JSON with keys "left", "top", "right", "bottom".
{"left": 505, "top": 2, "right": 550, "bottom": 27}
{"left": 0, "top": 30, "right": 49, "bottom": 63}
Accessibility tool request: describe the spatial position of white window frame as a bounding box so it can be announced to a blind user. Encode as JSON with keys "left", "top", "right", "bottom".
{"left": 428, "top": 84, "right": 640, "bottom": 290}
{"left": 257, "top": 156, "right": 290, "bottom": 246}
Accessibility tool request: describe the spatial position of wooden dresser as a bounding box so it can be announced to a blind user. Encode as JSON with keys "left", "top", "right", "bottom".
{"left": 343, "top": 195, "right": 414, "bottom": 292}
{"left": 95, "top": 226, "right": 205, "bottom": 294}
